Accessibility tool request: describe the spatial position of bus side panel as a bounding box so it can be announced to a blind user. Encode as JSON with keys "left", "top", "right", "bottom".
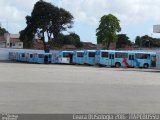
{"left": 52, "top": 52, "right": 59, "bottom": 64}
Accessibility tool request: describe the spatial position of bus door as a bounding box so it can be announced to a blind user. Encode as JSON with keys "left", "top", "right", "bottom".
{"left": 108, "top": 53, "right": 114, "bottom": 66}
{"left": 44, "top": 55, "right": 49, "bottom": 64}
{"left": 151, "top": 55, "right": 156, "bottom": 67}
{"left": 69, "top": 53, "right": 73, "bottom": 64}
{"left": 128, "top": 54, "right": 135, "bottom": 67}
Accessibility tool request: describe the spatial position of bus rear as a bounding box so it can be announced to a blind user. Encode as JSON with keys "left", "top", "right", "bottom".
{"left": 84, "top": 50, "right": 96, "bottom": 65}
{"left": 58, "top": 51, "right": 74, "bottom": 64}
{"left": 134, "top": 51, "right": 156, "bottom": 68}
{"left": 73, "top": 51, "right": 84, "bottom": 65}
{"left": 95, "top": 50, "right": 109, "bottom": 66}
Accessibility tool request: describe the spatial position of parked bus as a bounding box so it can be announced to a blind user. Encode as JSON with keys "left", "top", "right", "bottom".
{"left": 84, "top": 50, "right": 96, "bottom": 65}
{"left": 111, "top": 51, "right": 129, "bottom": 68}
{"left": 51, "top": 51, "right": 60, "bottom": 64}
{"left": 16, "top": 52, "right": 27, "bottom": 62}
{"left": 33, "top": 52, "right": 52, "bottom": 64}
{"left": 73, "top": 50, "right": 84, "bottom": 65}
{"left": 58, "top": 51, "right": 74, "bottom": 64}
{"left": 9, "top": 52, "right": 15, "bottom": 60}
{"left": 26, "top": 52, "right": 34, "bottom": 63}
{"left": 107, "top": 51, "right": 156, "bottom": 68}
{"left": 94, "top": 50, "right": 155, "bottom": 68}
{"left": 95, "top": 50, "right": 115, "bottom": 66}
{"left": 132, "top": 51, "right": 156, "bottom": 68}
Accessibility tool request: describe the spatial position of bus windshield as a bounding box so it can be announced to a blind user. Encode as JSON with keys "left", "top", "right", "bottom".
{"left": 63, "top": 52, "right": 70, "bottom": 57}
{"left": 77, "top": 52, "right": 84, "bottom": 57}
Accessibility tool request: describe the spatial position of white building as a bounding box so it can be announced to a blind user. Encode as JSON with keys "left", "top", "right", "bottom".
{"left": 0, "top": 33, "right": 23, "bottom": 49}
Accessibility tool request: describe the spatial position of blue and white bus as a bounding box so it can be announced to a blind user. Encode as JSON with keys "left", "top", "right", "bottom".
{"left": 112, "top": 51, "right": 129, "bottom": 68}
{"left": 51, "top": 51, "right": 60, "bottom": 64}
{"left": 9, "top": 52, "right": 15, "bottom": 60}
{"left": 16, "top": 52, "right": 26, "bottom": 62}
{"left": 106, "top": 51, "right": 156, "bottom": 68}
{"left": 84, "top": 50, "right": 96, "bottom": 65}
{"left": 130, "top": 51, "right": 156, "bottom": 68}
{"left": 58, "top": 51, "right": 74, "bottom": 64}
{"left": 26, "top": 52, "right": 34, "bottom": 63}
{"left": 95, "top": 50, "right": 115, "bottom": 66}
{"left": 73, "top": 50, "right": 84, "bottom": 65}
{"left": 95, "top": 50, "right": 156, "bottom": 68}
{"left": 33, "top": 52, "right": 52, "bottom": 64}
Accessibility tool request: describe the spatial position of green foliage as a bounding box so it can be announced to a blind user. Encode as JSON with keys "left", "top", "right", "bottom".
{"left": 116, "top": 34, "right": 132, "bottom": 48}
{"left": 135, "top": 35, "right": 160, "bottom": 48}
{"left": 96, "top": 14, "right": 121, "bottom": 49}
{"left": 19, "top": 23, "right": 35, "bottom": 48}
{"left": 135, "top": 36, "right": 141, "bottom": 46}
{"left": 20, "top": 0, "right": 74, "bottom": 50}
{"left": 50, "top": 33, "right": 83, "bottom": 48}
{"left": 0, "top": 27, "right": 8, "bottom": 36}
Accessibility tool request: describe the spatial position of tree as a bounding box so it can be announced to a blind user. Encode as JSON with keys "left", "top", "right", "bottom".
{"left": 0, "top": 27, "right": 8, "bottom": 36}
{"left": 116, "top": 34, "right": 132, "bottom": 48}
{"left": 60, "top": 33, "right": 83, "bottom": 48}
{"left": 96, "top": 14, "right": 121, "bottom": 49}
{"left": 65, "top": 33, "right": 82, "bottom": 48}
{"left": 135, "top": 36, "right": 141, "bottom": 46}
{"left": 135, "top": 35, "right": 154, "bottom": 48}
{"left": 19, "top": 24, "right": 35, "bottom": 48}
{"left": 20, "top": 0, "right": 74, "bottom": 51}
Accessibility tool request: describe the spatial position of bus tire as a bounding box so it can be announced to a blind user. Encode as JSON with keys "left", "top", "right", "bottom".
{"left": 115, "top": 62, "right": 121, "bottom": 68}
{"left": 143, "top": 63, "right": 149, "bottom": 69}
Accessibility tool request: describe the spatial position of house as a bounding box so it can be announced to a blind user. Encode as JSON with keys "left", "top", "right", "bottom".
{"left": 62, "top": 44, "right": 77, "bottom": 50}
{"left": 81, "top": 42, "right": 97, "bottom": 49}
{"left": 33, "top": 39, "right": 44, "bottom": 50}
{"left": 0, "top": 36, "right": 6, "bottom": 48}
{"left": 0, "top": 33, "right": 23, "bottom": 49}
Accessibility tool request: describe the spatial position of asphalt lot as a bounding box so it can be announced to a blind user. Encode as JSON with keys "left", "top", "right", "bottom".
{"left": 0, "top": 62, "right": 160, "bottom": 113}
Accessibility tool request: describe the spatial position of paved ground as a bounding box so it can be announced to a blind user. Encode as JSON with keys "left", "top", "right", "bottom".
{"left": 0, "top": 62, "right": 160, "bottom": 113}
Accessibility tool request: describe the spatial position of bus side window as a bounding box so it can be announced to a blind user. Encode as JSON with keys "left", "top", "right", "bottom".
{"left": 89, "top": 52, "right": 95, "bottom": 57}
{"left": 30, "top": 54, "right": 33, "bottom": 58}
{"left": 22, "top": 53, "right": 25, "bottom": 57}
{"left": 38, "top": 54, "right": 44, "bottom": 58}
{"left": 101, "top": 52, "right": 108, "bottom": 58}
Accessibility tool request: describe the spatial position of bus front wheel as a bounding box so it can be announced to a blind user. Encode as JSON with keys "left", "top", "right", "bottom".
{"left": 143, "top": 63, "right": 149, "bottom": 69}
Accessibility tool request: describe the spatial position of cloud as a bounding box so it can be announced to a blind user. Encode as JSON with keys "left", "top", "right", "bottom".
{"left": 13, "top": 0, "right": 52, "bottom": 10}
{"left": 0, "top": 0, "right": 25, "bottom": 22}
{"left": 0, "top": 0, "right": 52, "bottom": 33}
{"left": 0, "top": 0, "right": 160, "bottom": 42}
{"left": 60, "top": 0, "right": 160, "bottom": 26}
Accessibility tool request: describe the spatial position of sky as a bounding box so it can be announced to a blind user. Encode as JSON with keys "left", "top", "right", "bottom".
{"left": 0, "top": 0, "right": 160, "bottom": 44}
